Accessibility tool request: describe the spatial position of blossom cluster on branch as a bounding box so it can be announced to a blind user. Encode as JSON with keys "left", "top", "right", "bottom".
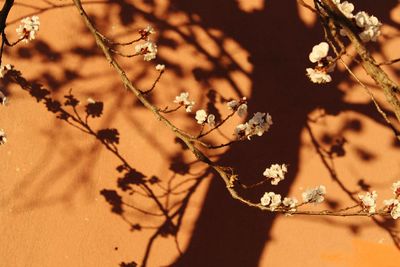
{"left": 1, "top": 0, "right": 400, "bottom": 224}
{"left": 306, "top": 0, "right": 382, "bottom": 84}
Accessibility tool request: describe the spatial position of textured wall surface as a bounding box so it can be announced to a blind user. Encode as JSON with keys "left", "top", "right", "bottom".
{"left": 0, "top": 1, "right": 400, "bottom": 266}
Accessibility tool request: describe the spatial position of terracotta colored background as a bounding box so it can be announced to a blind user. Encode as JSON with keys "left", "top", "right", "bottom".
{"left": 1, "top": 0, "right": 400, "bottom": 266}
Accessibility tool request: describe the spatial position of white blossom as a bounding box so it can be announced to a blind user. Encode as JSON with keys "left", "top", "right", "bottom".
{"left": 383, "top": 199, "right": 400, "bottom": 219}
{"left": 207, "top": 114, "right": 216, "bottom": 127}
{"left": 302, "top": 185, "right": 326, "bottom": 204}
{"left": 260, "top": 192, "right": 282, "bottom": 211}
{"left": 155, "top": 64, "right": 165, "bottom": 72}
{"left": 173, "top": 92, "right": 195, "bottom": 112}
{"left": 234, "top": 123, "right": 247, "bottom": 138}
{"left": 227, "top": 100, "right": 238, "bottom": 110}
{"left": 283, "top": 197, "right": 298, "bottom": 212}
{"left": 306, "top": 68, "right": 332, "bottom": 84}
{"left": 135, "top": 39, "right": 158, "bottom": 61}
{"left": 358, "top": 191, "right": 377, "bottom": 214}
{"left": 195, "top": 109, "right": 207, "bottom": 124}
{"left": 0, "top": 129, "right": 7, "bottom": 145}
{"left": 16, "top": 16, "right": 40, "bottom": 42}
{"left": 0, "top": 64, "right": 13, "bottom": 78}
{"left": 309, "top": 42, "right": 329, "bottom": 63}
{"left": 234, "top": 112, "right": 272, "bottom": 140}
{"left": 263, "top": 163, "right": 288, "bottom": 185}
{"left": 391, "top": 204, "right": 400, "bottom": 220}
{"left": 141, "top": 25, "right": 155, "bottom": 36}
{"left": 355, "top": 11, "right": 381, "bottom": 42}
{"left": 392, "top": 181, "right": 400, "bottom": 196}
{"left": 333, "top": 0, "right": 354, "bottom": 18}
{"left": 0, "top": 91, "right": 6, "bottom": 106}
{"left": 248, "top": 112, "right": 272, "bottom": 137}
{"left": 237, "top": 104, "right": 247, "bottom": 117}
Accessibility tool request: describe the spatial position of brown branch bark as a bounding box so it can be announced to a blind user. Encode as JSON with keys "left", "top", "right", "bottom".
{"left": 71, "top": 0, "right": 393, "bottom": 218}
{"left": 320, "top": 0, "right": 400, "bottom": 128}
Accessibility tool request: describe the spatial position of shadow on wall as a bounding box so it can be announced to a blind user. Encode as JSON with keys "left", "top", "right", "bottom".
{"left": 3, "top": 0, "right": 400, "bottom": 266}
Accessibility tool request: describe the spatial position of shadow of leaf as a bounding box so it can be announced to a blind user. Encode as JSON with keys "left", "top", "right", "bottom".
{"left": 97, "top": 128, "right": 119, "bottom": 144}
{"left": 100, "top": 189, "right": 124, "bottom": 214}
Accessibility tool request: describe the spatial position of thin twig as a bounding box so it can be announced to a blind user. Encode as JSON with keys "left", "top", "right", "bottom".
{"left": 378, "top": 57, "right": 400, "bottom": 66}
{"left": 72, "top": 0, "right": 393, "bottom": 218}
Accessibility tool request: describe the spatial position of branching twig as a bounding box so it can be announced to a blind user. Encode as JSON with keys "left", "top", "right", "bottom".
{"left": 71, "top": 0, "right": 394, "bottom": 218}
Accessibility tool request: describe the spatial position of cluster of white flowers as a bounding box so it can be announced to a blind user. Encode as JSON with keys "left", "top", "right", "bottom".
{"left": 383, "top": 181, "right": 400, "bottom": 219}
{"left": 227, "top": 98, "right": 247, "bottom": 117}
{"left": 333, "top": 0, "right": 354, "bottom": 19}
{"left": 306, "top": 68, "right": 332, "bottom": 84}
{"left": 309, "top": 42, "right": 329, "bottom": 63}
{"left": 195, "top": 109, "right": 215, "bottom": 126}
{"left": 135, "top": 39, "right": 158, "bottom": 61}
{"left": 139, "top": 25, "right": 155, "bottom": 37}
{"left": 173, "top": 92, "right": 195, "bottom": 112}
{"left": 358, "top": 191, "right": 377, "bottom": 214}
{"left": 306, "top": 42, "right": 335, "bottom": 84}
{"left": 0, "top": 64, "right": 13, "bottom": 78}
{"left": 392, "top": 181, "right": 400, "bottom": 196}
{"left": 282, "top": 197, "right": 298, "bottom": 212}
{"left": 135, "top": 26, "right": 157, "bottom": 61}
{"left": 306, "top": 2, "right": 382, "bottom": 83}
{"left": 155, "top": 64, "right": 165, "bottom": 72}
{"left": 234, "top": 112, "right": 273, "bottom": 140}
{"left": 260, "top": 192, "right": 298, "bottom": 212}
{"left": 302, "top": 185, "right": 326, "bottom": 204}
{"left": 383, "top": 199, "right": 400, "bottom": 219}
{"left": 16, "top": 16, "right": 40, "bottom": 43}
{"left": 355, "top": 12, "right": 382, "bottom": 42}
{"left": 333, "top": 1, "right": 381, "bottom": 42}
{"left": 263, "top": 163, "right": 288, "bottom": 185}
{"left": 260, "top": 192, "right": 282, "bottom": 211}
{"left": 0, "top": 129, "right": 7, "bottom": 145}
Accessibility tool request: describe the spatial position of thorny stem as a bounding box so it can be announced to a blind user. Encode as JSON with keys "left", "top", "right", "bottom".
{"left": 72, "top": 0, "right": 393, "bottom": 218}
